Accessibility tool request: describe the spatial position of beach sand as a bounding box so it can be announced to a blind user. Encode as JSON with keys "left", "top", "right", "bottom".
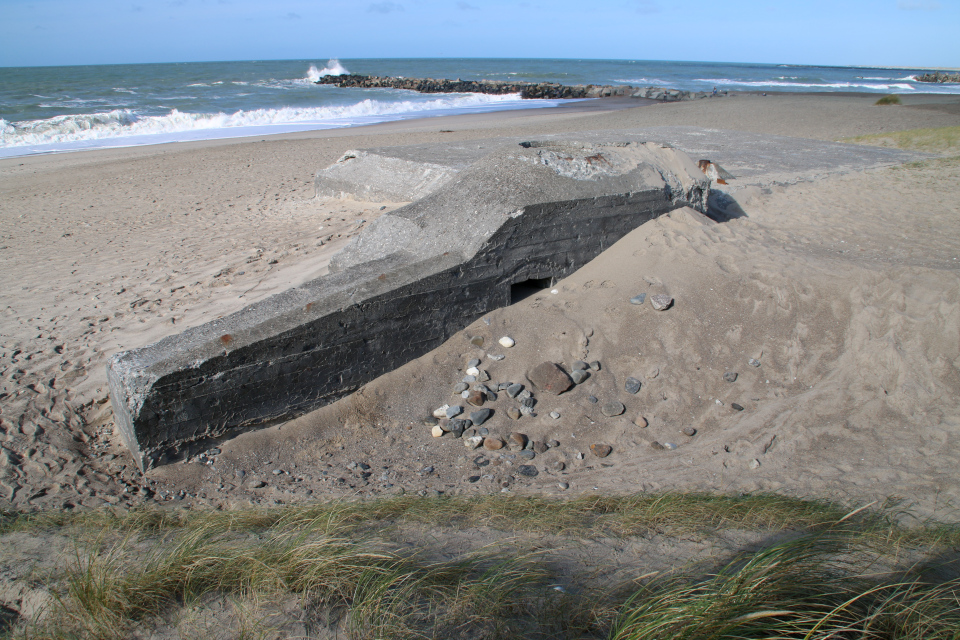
{"left": 1, "top": 92, "right": 958, "bottom": 513}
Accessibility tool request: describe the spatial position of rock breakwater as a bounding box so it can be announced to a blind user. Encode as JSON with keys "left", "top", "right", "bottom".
{"left": 915, "top": 72, "right": 960, "bottom": 83}
{"left": 316, "top": 74, "right": 717, "bottom": 102}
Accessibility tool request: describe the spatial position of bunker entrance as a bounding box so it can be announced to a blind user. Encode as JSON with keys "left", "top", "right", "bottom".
{"left": 510, "top": 277, "right": 553, "bottom": 304}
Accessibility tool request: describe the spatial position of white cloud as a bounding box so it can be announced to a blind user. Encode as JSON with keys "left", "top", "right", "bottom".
{"left": 368, "top": 1, "right": 404, "bottom": 13}
{"left": 897, "top": 0, "right": 942, "bottom": 9}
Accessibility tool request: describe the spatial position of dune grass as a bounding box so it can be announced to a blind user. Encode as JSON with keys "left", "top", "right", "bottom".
{"left": 874, "top": 94, "right": 902, "bottom": 105}
{"left": 3, "top": 494, "right": 959, "bottom": 639}
{"left": 842, "top": 125, "right": 960, "bottom": 155}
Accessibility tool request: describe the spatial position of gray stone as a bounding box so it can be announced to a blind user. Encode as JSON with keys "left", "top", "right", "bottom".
{"left": 506, "top": 383, "right": 523, "bottom": 397}
{"left": 470, "top": 336, "right": 484, "bottom": 347}
{"left": 507, "top": 407, "right": 521, "bottom": 420}
{"left": 548, "top": 439, "right": 561, "bottom": 448}
{"left": 624, "top": 377, "right": 642, "bottom": 394}
{"left": 601, "top": 401, "right": 625, "bottom": 417}
{"left": 520, "top": 397, "right": 536, "bottom": 409}
{"left": 467, "top": 358, "right": 481, "bottom": 368}
{"left": 588, "top": 395, "right": 598, "bottom": 404}
{"left": 454, "top": 382, "right": 469, "bottom": 393}
{"left": 572, "top": 360, "right": 589, "bottom": 370}
{"left": 469, "top": 408, "right": 492, "bottom": 426}
{"left": 449, "top": 419, "right": 469, "bottom": 437}
{"left": 247, "top": 479, "right": 267, "bottom": 489}
{"left": 528, "top": 362, "right": 573, "bottom": 395}
{"left": 558, "top": 482, "right": 569, "bottom": 490}
{"left": 107, "top": 139, "right": 713, "bottom": 471}
{"left": 424, "top": 416, "right": 439, "bottom": 426}
{"left": 533, "top": 441, "right": 548, "bottom": 454}
{"left": 463, "top": 375, "right": 477, "bottom": 383}
{"left": 589, "top": 361, "right": 601, "bottom": 371}
{"left": 509, "top": 432, "right": 528, "bottom": 449}
{"left": 731, "top": 403, "right": 745, "bottom": 411}
{"left": 550, "top": 411, "right": 561, "bottom": 419}
{"left": 486, "top": 391, "right": 498, "bottom": 402}
{"left": 488, "top": 353, "right": 505, "bottom": 361}
{"left": 517, "top": 465, "right": 539, "bottom": 477}
{"left": 748, "top": 358, "right": 761, "bottom": 367}
{"left": 682, "top": 427, "right": 697, "bottom": 436}
{"left": 570, "top": 369, "right": 590, "bottom": 385}
{"left": 650, "top": 294, "right": 674, "bottom": 310}
{"left": 446, "top": 405, "right": 463, "bottom": 419}
{"left": 723, "top": 372, "right": 738, "bottom": 383}
{"left": 519, "top": 450, "right": 536, "bottom": 460}
{"left": 479, "top": 427, "right": 489, "bottom": 436}
{"left": 630, "top": 293, "right": 647, "bottom": 305}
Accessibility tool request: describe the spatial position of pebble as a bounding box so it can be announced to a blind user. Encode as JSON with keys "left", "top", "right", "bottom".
{"left": 624, "top": 377, "right": 642, "bottom": 394}
{"left": 519, "top": 450, "right": 536, "bottom": 460}
{"left": 506, "top": 383, "right": 524, "bottom": 398}
{"left": 468, "top": 358, "right": 481, "bottom": 368}
{"left": 570, "top": 369, "right": 590, "bottom": 385}
{"left": 590, "top": 444, "right": 613, "bottom": 458}
{"left": 634, "top": 415, "right": 649, "bottom": 428}
{"left": 600, "top": 401, "right": 625, "bottom": 417}
{"left": 558, "top": 482, "right": 569, "bottom": 490}
{"left": 464, "top": 436, "right": 484, "bottom": 449}
{"left": 488, "top": 354, "right": 505, "bottom": 361}
{"left": 517, "top": 465, "right": 538, "bottom": 477}
{"left": 462, "top": 375, "right": 477, "bottom": 383}
{"left": 486, "top": 390, "right": 498, "bottom": 402}
{"left": 749, "top": 458, "right": 761, "bottom": 469}
{"left": 663, "top": 442, "right": 678, "bottom": 450}
{"left": 748, "top": 358, "right": 761, "bottom": 367}
{"left": 589, "top": 361, "right": 601, "bottom": 371}
{"left": 424, "top": 416, "right": 440, "bottom": 426}
{"left": 466, "top": 366, "right": 480, "bottom": 377}
{"left": 477, "top": 370, "right": 491, "bottom": 382}
{"left": 449, "top": 419, "right": 469, "bottom": 437}
{"left": 588, "top": 396, "right": 599, "bottom": 404}
{"left": 470, "top": 408, "right": 492, "bottom": 426}
{"left": 432, "top": 425, "right": 445, "bottom": 438}
{"left": 646, "top": 367, "right": 660, "bottom": 379}
{"left": 576, "top": 452, "right": 585, "bottom": 460}
{"left": 247, "top": 480, "right": 267, "bottom": 489}
{"left": 650, "top": 294, "right": 674, "bottom": 310}
{"left": 552, "top": 461, "right": 566, "bottom": 471}
{"left": 572, "top": 360, "right": 589, "bottom": 370}
{"left": 433, "top": 404, "right": 450, "bottom": 419}
{"left": 507, "top": 407, "right": 522, "bottom": 420}
{"left": 454, "top": 383, "right": 469, "bottom": 393}
{"left": 272, "top": 469, "right": 283, "bottom": 475}
{"left": 479, "top": 427, "right": 489, "bottom": 436}
{"left": 446, "top": 405, "right": 463, "bottom": 418}
{"left": 630, "top": 293, "right": 647, "bottom": 305}
{"left": 483, "top": 437, "right": 505, "bottom": 451}
{"left": 550, "top": 411, "right": 561, "bottom": 419}
{"left": 533, "top": 441, "right": 548, "bottom": 454}
{"left": 682, "top": 427, "right": 697, "bottom": 437}
{"left": 731, "top": 403, "right": 745, "bottom": 412}
{"left": 499, "top": 336, "right": 515, "bottom": 348}
{"left": 650, "top": 441, "right": 665, "bottom": 450}
{"left": 520, "top": 397, "right": 536, "bottom": 409}
{"left": 528, "top": 362, "right": 573, "bottom": 394}
{"left": 509, "top": 432, "right": 528, "bottom": 449}
{"left": 461, "top": 390, "right": 471, "bottom": 399}
{"left": 723, "top": 372, "right": 738, "bottom": 383}
{"left": 470, "top": 336, "right": 484, "bottom": 347}
{"left": 548, "top": 439, "right": 561, "bottom": 448}
{"left": 467, "top": 391, "right": 485, "bottom": 407}
{"left": 467, "top": 475, "right": 481, "bottom": 483}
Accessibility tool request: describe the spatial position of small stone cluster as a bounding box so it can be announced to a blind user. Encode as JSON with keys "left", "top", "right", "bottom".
{"left": 316, "top": 74, "right": 720, "bottom": 102}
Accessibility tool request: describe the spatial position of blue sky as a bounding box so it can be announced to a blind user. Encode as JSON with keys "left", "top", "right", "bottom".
{"left": 1, "top": 0, "right": 957, "bottom": 68}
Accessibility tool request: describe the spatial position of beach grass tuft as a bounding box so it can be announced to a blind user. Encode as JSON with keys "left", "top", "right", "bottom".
{"left": 843, "top": 125, "right": 960, "bottom": 155}
{"left": 874, "top": 94, "right": 902, "bottom": 105}
{"left": 4, "top": 494, "right": 959, "bottom": 638}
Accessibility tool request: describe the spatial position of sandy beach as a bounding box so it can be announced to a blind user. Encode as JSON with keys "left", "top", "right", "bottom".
{"left": 1, "top": 91, "right": 959, "bottom": 515}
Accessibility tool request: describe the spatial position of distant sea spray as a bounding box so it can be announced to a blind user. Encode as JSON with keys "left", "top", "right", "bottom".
{"left": 1, "top": 58, "right": 956, "bottom": 158}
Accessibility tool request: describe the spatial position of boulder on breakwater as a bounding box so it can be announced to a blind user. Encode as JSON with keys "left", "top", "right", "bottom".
{"left": 316, "top": 74, "right": 719, "bottom": 102}
{"left": 915, "top": 72, "right": 960, "bottom": 83}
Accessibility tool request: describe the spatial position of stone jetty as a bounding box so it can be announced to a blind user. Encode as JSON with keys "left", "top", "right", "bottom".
{"left": 316, "top": 74, "right": 716, "bottom": 102}
{"left": 915, "top": 72, "right": 960, "bottom": 83}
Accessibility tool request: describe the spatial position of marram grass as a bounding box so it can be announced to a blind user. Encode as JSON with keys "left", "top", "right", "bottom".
{"left": 4, "top": 494, "right": 959, "bottom": 639}
{"left": 842, "top": 125, "right": 960, "bottom": 155}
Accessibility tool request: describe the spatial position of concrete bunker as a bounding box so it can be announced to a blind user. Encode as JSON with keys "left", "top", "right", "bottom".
{"left": 107, "top": 140, "right": 710, "bottom": 472}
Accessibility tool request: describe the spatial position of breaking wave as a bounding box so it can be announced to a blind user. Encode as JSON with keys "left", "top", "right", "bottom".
{"left": 0, "top": 92, "right": 527, "bottom": 149}
{"left": 695, "top": 78, "right": 917, "bottom": 91}
{"left": 306, "top": 59, "right": 349, "bottom": 82}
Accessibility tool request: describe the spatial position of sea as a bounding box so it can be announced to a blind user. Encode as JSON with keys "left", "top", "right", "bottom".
{"left": 2, "top": 58, "right": 957, "bottom": 159}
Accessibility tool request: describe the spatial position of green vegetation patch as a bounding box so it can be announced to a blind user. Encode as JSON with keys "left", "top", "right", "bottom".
{"left": 843, "top": 125, "right": 960, "bottom": 155}
{"left": 874, "top": 94, "right": 902, "bottom": 105}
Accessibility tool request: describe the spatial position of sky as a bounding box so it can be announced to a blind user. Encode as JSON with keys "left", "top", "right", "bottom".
{"left": 1, "top": 0, "right": 957, "bottom": 68}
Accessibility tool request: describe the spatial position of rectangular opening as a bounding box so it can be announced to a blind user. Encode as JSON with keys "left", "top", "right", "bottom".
{"left": 510, "top": 277, "right": 553, "bottom": 304}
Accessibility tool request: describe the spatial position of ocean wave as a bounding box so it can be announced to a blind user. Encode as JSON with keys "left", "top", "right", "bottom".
{"left": 613, "top": 77, "right": 674, "bottom": 86}
{"left": 0, "top": 93, "right": 525, "bottom": 149}
{"left": 306, "top": 59, "right": 349, "bottom": 83}
{"left": 112, "top": 87, "right": 137, "bottom": 94}
{"left": 695, "top": 78, "right": 917, "bottom": 91}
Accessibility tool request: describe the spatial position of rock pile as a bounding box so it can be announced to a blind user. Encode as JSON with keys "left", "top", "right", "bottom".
{"left": 915, "top": 72, "right": 960, "bottom": 83}
{"left": 316, "top": 74, "right": 719, "bottom": 102}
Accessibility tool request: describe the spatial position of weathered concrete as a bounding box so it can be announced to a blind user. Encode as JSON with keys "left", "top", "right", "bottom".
{"left": 108, "top": 141, "right": 710, "bottom": 471}
{"left": 315, "top": 127, "right": 932, "bottom": 204}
